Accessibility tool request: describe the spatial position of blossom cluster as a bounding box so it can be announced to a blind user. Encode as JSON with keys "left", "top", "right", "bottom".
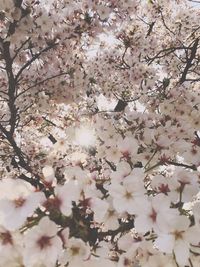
{"left": 0, "top": 0, "right": 200, "bottom": 267}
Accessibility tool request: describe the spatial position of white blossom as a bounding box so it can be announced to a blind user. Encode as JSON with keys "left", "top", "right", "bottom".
{"left": 23, "top": 217, "right": 63, "bottom": 267}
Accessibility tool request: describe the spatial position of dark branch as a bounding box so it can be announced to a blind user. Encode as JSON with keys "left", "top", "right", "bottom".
{"left": 180, "top": 38, "right": 199, "bottom": 84}
{"left": 166, "top": 161, "right": 197, "bottom": 171}
{"left": 146, "top": 21, "right": 155, "bottom": 37}
{"left": 16, "top": 71, "right": 69, "bottom": 98}
{"left": 12, "top": 37, "right": 31, "bottom": 61}
{"left": 147, "top": 46, "right": 189, "bottom": 65}
{"left": 0, "top": 123, "right": 46, "bottom": 191}
{"left": 2, "top": 41, "right": 17, "bottom": 135}
{"left": 15, "top": 43, "right": 58, "bottom": 81}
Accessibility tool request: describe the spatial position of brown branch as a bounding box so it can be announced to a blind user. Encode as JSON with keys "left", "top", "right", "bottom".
{"left": 146, "top": 21, "right": 155, "bottom": 37}
{"left": 147, "top": 46, "right": 189, "bottom": 65}
{"left": 180, "top": 38, "right": 199, "bottom": 84}
{"left": 185, "top": 78, "right": 200, "bottom": 82}
{"left": 0, "top": 124, "right": 30, "bottom": 171}
{"left": 2, "top": 41, "right": 17, "bottom": 135}
{"left": 145, "top": 159, "right": 197, "bottom": 172}
{"left": 18, "top": 173, "right": 40, "bottom": 188}
{"left": 159, "top": 7, "right": 175, "bottom": 35}
{"left": 42, "top": 116, "right": 58, "bottom": 127}
{"left": 99, "top": 218, "right": 134, "bottom": 241}
{"left": 121, "top": 47, "right": 130, "bottom": 68}
{"left": 12, "top": 37, "right": 31, "bottom": 61}
{"left": 0, "top": 123, "right": 46, "bottom": 191}
{"left": 166, "top": 161, "right": 197, "bottom": 171}
{"left": 15, "top": 43, "right": 58, "bottom": 81}
{"left": 16, "top": 71, "right": 69, "bottom": 98}
{"left": 14, "top": 0, "right": 23, "bottom": 8}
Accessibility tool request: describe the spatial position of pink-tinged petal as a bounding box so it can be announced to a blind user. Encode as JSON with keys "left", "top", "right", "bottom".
{"left": 24, "top": 192, "right": 46, "bottom": 214}
{"left": 133, "top": 197, "right": 150, "bottom": 215}
{"left": 156, "top": 212, "right": 177, "bottom": 233}
{"left": 113, "top": 197, "right": 127, "bottom": 213}
{"left": 38, "top": 216, "right": 58, "bottom": 236}
{"left": 60, "top": 201, "right": 73, "bottom": 216}
{"left": 174, "top": 240, "right": 189, "bottom": 266}
{"left": 118, "top": 233, "right": 133, "bottom": 251}
{"left": 155, "top": 234, "right": 174, "bottom": 253}
{"left": 135, "top": 215, "right": 152, "bottom": 234}
{"left": 104, "top": 216, "right": 119, "bottom": 230}
{"left": 152, "top": 194, "right": 171, "bottom": 209}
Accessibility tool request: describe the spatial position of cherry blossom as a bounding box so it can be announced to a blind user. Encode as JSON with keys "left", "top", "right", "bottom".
{"left": 59, "top": 237, "right": 90, "bottom": 266}
{"left": 134, "top": 194, "right": 178, "bottom": 234}
{"left": 52, "top": 180, "right": 81, "bottom": 216}
{"left": 0, "top": 0, "right": 199, "bottom": 266}
{"left": 155, "top": 216, "right": 200, "bottom": 266}
{"left": 0, "top": 179, "right": 45, "bottom": 231}
{"left": 108, "top": 168, "right": 148, "bottom": 214}
{"left": 23, "top": 217, "right": 63, "bottom": 267}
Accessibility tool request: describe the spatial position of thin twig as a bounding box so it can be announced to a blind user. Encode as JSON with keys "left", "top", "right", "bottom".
{"left": 15, "top": 43, "right": 58, "bottom": 81}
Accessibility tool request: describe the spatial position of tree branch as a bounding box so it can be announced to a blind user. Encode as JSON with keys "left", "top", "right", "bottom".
{"left": 16, "top": 71, "right": 69, "bottom": 98}
{"left": 3, "top": 41, "right": 17, "bottom": 135}
{"left": 12, "top": 37, "right": 31, "bottom": 61}
{"left": 15, "top": 43, "right": 58, "bottom": 81}
{"left": 0, "top": 123, "right": 46, "bottom": 191}
{"left": 180, "top": 38, "right": 199, "bottom": 84}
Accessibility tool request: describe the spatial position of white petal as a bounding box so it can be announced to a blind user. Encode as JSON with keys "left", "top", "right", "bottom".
{"left": 135, "top": 215, "right": 152, "bottom": 233}
{"left": 42, "top": 166, "right": 55, "bottom": 184}
{"left": 174, "top": 240, "right": 189, "bottom": 266}
{"left": 39, "top": 216, "right": 58, "bottom": 236}
{"left": 92, "top": 198, "right": 109, "bottom": 223}
{"left": 60, "top": 201, "right": 73, "bottom": 216}
{"left": 155, "top": 234, "right": 174, "bottom": 253}
{"left": 171, "top": 216, "right": 190, "bottom": 231}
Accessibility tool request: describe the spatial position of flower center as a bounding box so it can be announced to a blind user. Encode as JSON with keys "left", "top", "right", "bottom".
{"left": 70, "top": 245, "right": 80, "bottom": 256}
{"left": 108, "top": 209, "right": 115, "bottom": 217}
{"left": 173, "top": 230, "right": 184, "bottom": 240}
{"left": 124, "top": 257, "right": 131, "bottom": 266}
{"left": 37, "top": 235, "right": 52, "bottom": 250}
{"left": 0, "top": 231, "right": 13, "bottom": 245}
{"left": 124, "top": 190, "right": 133, "bottom": 200}
{"left": 149, "top": 208, "right": 157, "bottom": 222}
{"left": 158, "top": 184, "right": 170, "bottom": 194}
{"left": 13, "top": 197, "right": 26, "bottom": 208}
